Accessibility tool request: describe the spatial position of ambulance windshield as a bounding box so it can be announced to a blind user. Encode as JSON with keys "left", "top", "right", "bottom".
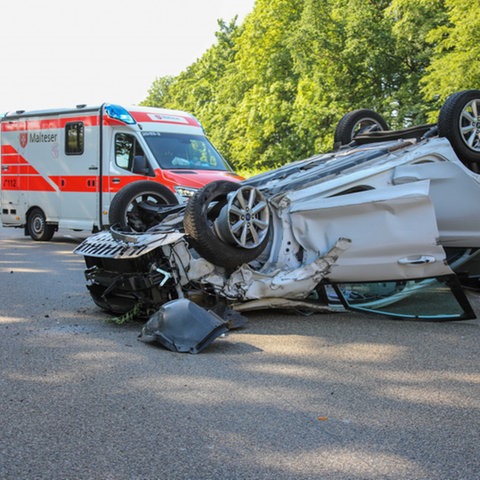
{"left": 142, "top": 132, "right": 231, "bottom": 171}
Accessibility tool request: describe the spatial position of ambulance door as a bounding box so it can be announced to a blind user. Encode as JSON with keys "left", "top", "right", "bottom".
{"left": 105, "top": 129, "right": 156, "bottom": 197}
{"left": 58, "top": 118, "right": 101, "bottom": 230}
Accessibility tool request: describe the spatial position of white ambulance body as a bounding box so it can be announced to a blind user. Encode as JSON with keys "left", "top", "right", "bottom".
{"left": 0, "top": 104, "right": 240, "bottom": 240}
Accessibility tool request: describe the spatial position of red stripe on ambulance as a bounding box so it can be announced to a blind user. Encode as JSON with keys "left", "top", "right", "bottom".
{"left": 50, "top": 176, "right": 98, "bottom": 192}
{"left": 3, "top": 164, "right": 37, "bottom": 175}
{"left": 2, "top": 175, "right": 56, "bottom": 191}
{"left": 1, "top": 146, "right": 53, "bottom": 189}
{"left": 1, "top": 115, "right": 99, "bottom": 132}
{"left": 129, "top": 111, "right": 201, "bottom": 127}
{"left": 1, "top": 144, "right": 18, "bottom": 155}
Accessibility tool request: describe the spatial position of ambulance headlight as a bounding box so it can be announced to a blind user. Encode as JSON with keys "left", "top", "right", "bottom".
{"left": 105, "top": 104, "right": 135, "bottom": 125}
{"left": 174, "top": 186, "right": 198, "bottom": 199}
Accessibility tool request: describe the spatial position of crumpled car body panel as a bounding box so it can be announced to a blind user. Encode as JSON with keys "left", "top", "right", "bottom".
{"left": 288, "top": 180, "right": 452, "bottom": 282}
{"left": 138, "top": 299, "right": 229, "bottom": 354}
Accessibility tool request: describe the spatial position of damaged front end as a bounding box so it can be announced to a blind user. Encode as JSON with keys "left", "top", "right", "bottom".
{"left": 74, "top": 220, "right": 351, "bottom": 320}
{"left": 74, "top": 199, "right": 357, "bottom": 352}
{"left": 74, "top": 179, "right": 362, "bottom": 323}
{"left": 78, "top": 227, "right": 185, "bottom": 317}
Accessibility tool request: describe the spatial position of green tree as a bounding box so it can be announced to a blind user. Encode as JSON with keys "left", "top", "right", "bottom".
{"left": 140, "top": 75, "right": 174, "bottom": 107}
{"left": 141, "top": 18, "right": 242, "bottom": 165}
{"left": 386, "top": 0, "right": 448, "bottom": 124}
{"left": 218, "top": 0, "right": 304, "bottom": 170}
{"left": 142, "top": 0, "right": 456, "bottom": 173}
{"left": 289, "top": 0, "right": 447, "bottom": 147}
{"left": 422, "top": 0, "right": 480, "bottom": 107}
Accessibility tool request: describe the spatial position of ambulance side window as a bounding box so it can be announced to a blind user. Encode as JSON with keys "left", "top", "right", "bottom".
{"left": 65, "top": 122, "right": 84, "bottom": 155}
{"left": 115, "top": 133, "right": 150, "bottom": 175}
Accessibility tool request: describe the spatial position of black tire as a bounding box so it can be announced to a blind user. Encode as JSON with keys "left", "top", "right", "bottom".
{"left": 334, "top": 109, "right": 388, "bottom": 146}
{"left": 438, "top": 89, "right": 480, "bottom": 163}
{"left": 109, "top": 181, "right": 178, "bottom": 231}
{"left": 27, "top": 208, "right": 55, "bottom": 241}
{"left": 183, "top": 180, "right": 270, "bottom": 270}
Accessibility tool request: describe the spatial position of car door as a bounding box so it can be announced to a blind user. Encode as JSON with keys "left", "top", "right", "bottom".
{"left": 393, "top": 159, "right": 480, "bottom": 248}
{"left": 289, "top": 180, "right": 474, "bottom": 320}
{"left": 290, "top": 180, "right": 453, "bottom": 282}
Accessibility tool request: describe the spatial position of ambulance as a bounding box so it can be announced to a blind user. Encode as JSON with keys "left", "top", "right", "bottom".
{"left": 0, "top": 103, "right": 241, "bottom": 240}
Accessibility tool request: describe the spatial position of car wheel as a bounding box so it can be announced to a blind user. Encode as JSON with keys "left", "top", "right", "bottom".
{"left": 438, "top": 89, "right": 480, "bottom": 164}
{"left": 27, "top": 207, "right": 55, "bottom": 241}
{"left": 183, "top": 180, "right": 270, "bottom": 270}
{"left": 334, "top": 109, "right": 388, "bottom": 146}
{"left": 109, "top": 181, "right": 178, "bottom": 231}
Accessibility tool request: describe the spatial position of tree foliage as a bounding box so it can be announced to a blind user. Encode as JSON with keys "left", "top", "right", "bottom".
{"left": 142, "top": 0, "right": 480, "bottom": 173}
{"left": 422, "top": 0, "right": 480, "bottom": 108}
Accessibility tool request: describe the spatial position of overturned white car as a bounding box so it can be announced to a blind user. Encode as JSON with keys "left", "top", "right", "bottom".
{"left": 75, "top": 90, "right": 480, "bottom": 323}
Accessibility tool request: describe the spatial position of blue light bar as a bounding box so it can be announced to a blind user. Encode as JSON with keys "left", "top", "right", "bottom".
{"left": 104, "top": 104, "right": 136, "bottom": 125}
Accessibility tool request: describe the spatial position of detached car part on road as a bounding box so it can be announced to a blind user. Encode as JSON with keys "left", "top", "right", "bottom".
{"left": 75, "top": 90, "right": 480, "bottom": 324}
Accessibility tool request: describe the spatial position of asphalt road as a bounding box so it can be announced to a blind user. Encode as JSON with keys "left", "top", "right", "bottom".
{"left": 1, "top": 226, "right": 479, "bottom": 480}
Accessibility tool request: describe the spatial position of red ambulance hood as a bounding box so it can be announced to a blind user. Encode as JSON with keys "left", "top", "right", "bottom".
{"left": 160, "top": 169, "right": 243, "bottom": 189}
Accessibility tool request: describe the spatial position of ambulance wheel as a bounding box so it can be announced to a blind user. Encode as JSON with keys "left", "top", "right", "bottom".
{"left": 27, "top": 208, "right": 55, "bottom": 241}
{"left": 109, "top": 181, "right": 178, "bottom": 231}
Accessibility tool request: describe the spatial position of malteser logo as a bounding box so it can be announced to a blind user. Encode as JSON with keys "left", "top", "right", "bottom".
{"left": 19, "top": 133, "right": 28, "bottom": 148}
{"left": 29, "top": 132, "right": 58, "bottom": 143}
{"left": 19, "top": 132, "right": 58, "bottom": 147}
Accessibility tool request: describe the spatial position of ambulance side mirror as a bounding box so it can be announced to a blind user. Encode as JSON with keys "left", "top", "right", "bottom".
{"left": 133, "top": 155, "right": 150, "bottom": 175}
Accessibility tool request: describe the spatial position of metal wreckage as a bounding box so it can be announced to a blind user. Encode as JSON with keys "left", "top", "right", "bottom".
{"left": 75, "top": 90, "right": 480, "bottom": 352}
